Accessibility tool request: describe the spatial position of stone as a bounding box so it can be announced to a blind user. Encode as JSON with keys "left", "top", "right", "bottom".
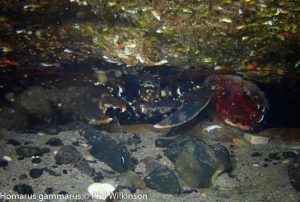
{"left": 163, "top": 136, "right": 231, "bottom": 188}
{"left": 45, "top": 187, "right": 54, "bottom": 194}
{"left": 54, "top": 145, "right": 82, "bottom": 165}
{"left": 93, "top": 172, "right": 104, "bottom": 182}
{"left": 243, "top": 133, "right": 269, "bottom": 144}
{"left": 29, "top": 168, "right": 44, "bottom": 179}
{"left": 89, "top": 137, "right": 133, "bottom": 173}
{"left": 64, "top": 122, "right": 133, "bottom": 172}
{"left": 31, "top": 158, "right": 42, "bottom": 164}
{"left": 143, "top": 165, "right": 182, "bottom": 194}
{"left": 117, "top": 171, "right": 146, "bottom": 190}
{"left": 6, "top": 139, "right": 21, "bottom": 146}
{"left": 13, "top": 184, "right": 34, "bottom": 195}
{"left": 0, "top": 159, "right": 9, "bottom": 168}
{"left": 45, "top": 137, "right": 64, "bottom": 146}
{"left": 17, "top": 86, "right": 52, "bottom": 119}
{"left": 74, "top": 159, "right": 96, "bottom": 177}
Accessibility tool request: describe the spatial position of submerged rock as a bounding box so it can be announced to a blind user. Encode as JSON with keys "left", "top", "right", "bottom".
{"left": 143, "top": 165, "right": 182, "bottom": 194}
{"left": 65, "top": 122, "right": 133, "bottom": 173}
{"left": 45, "top": 137, "right": 64, "bottom": 146}
{"left": 89, "top": 136, "right": 132, "bottom": 173}
{"left": 117, "top": 171, "right": 146, "bottom": 190}
{"left": 162, "top": 136, "right": 231, "bottom": 188}
{"left": 74, "top": 159, "right": 96, "bottom": 177}
{"left": 13, "top": 184, "right": 34, "bottom": 195}
{"left": 29, "top": 168, "right": 44, "bottom": 179}
{"left": 54, "top": 145, "right": 82, "bottom": 165}
{"left": 17, "top": 86, "right": 52, "bottom": 119}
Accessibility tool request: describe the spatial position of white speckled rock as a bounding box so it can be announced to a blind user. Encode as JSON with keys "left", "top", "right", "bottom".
{"left": 87, "top": 183, "right": 116, "bottom": 200}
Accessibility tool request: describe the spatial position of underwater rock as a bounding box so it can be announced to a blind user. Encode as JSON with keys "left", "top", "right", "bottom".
{"left": 89, "top": 136, "right": 132, "bottom": 173}
{"left": 45, "top": 137, "right": 64, "bottom": 146}
{"left": 0, "top": 159, "right": 9, "bottom": 169}
{"left": 288, "top": 156, "right": 300, "bottom": 191}
{"left": 45, "top": 187, "right": 54, "bottom": 194}
{"left": 93, "top": 172, "right": 104, "bottom": 182}
{"left": 13, "top": 184, "right": 34, "bottom": 195}
{"left": 54, "top": 145, "right": 82, "bottom": 165}
{"left": 65, "top": 122, "right": 133, "bottom": 173}
{"left": 45, "top": 126, "right": 60, "bottom": 135}
{"left": 117, "top": 171, "right": 146, "bottom": 190}
{"left": 63, "top": 121, "right": 102, "bottom": 140}
{"left": 162, "top": 136, "right": 231, "bottom": 188}
{"left": 143, "top": 165, "right": 182, "bottom": 194}
{"left": 29, "top": 168, "right": 44, "bottom": 179}
{"left": 17, "top": 86, "right": 52, "bottom": 119}
{"left": 74, "top": 159, "right": 96, "bottom": 177}
{"left": 243, "top": 133, "right": 269, "bottom": 145}
{"left": 16, "top": 146, "right": 50, "bottom": 157}
{"left": 0, "top": 106, "right": 28, "bottom": 130}
{"left": 31, "top": 158, "right": 42, "bottom": 164}
{"left": 6, "top": 139, "right": 21, "bottom": 146}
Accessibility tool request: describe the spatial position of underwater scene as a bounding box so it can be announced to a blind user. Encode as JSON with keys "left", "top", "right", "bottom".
{"left": 0, "top": 1, "right": 300, "bottom": 201}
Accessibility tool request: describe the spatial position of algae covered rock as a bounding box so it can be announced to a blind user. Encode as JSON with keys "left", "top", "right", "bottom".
{"left": 162, "top": 136, "right": 231, "bottom": 188}
{"left": 143, "top": 164, "right": 182, "bottom": 194}
{"left": 65, "top": 121, "right": 133, "bottom": 173}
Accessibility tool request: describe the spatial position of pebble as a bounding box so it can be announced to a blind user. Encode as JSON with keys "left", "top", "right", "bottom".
{"left": 0, "top": 159, "right": 9, "bottom": 168}
{"left": 87, "top": 183, "right": 116, "bottom": 200}
{"left": 93, "top": 172, "right": 104, "bottom": 182}
{"left": 251, "top": 152, "right": 263, "bottom": 157}
{"left": 117, "top": 171, "right": 145, "bottom": 190}
{"left": 16, "top": 146, "right": 50, "bottom": 157}
{"left": 143, "top": 165, "right": 182, "bottom": 194}
{"left": 29, "top": 168, "right": 44, "bottom": 179}
{"left": 45, "top": 187, "right": 54, "bottom": 194}
{"left": 31, "top": 158, "right": 42, "bottom": 164}
{"left": 45, "top": 137, "right": 64, "bottom": 146}
{"left": 54, "top": 145, "right": 82, "bottom": 165}
{"left": 13, "top": 184, "right": 34, "bottom": 195}
{"left": 243, "top": 133, "right": 269, "bottom": 144}
{"left": 45, "top": 126, "right": 60, "bottom": 134}
{"left": 3, "top": 156, "right": 12, "bottom": 161}
{"left": 6, "top": 139, "right": 21, "bottom": 146}
{"left": 58, "top": 191, "right": 68, "bottom": 195}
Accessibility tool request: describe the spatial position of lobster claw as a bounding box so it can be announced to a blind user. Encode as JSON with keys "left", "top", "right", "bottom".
{"left": 153, "top": 88, "right": 211, "bottom": 129}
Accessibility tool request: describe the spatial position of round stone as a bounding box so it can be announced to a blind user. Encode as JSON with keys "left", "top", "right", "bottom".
{"left": 29, "top": 168, "right": 44, "bottom": 179}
